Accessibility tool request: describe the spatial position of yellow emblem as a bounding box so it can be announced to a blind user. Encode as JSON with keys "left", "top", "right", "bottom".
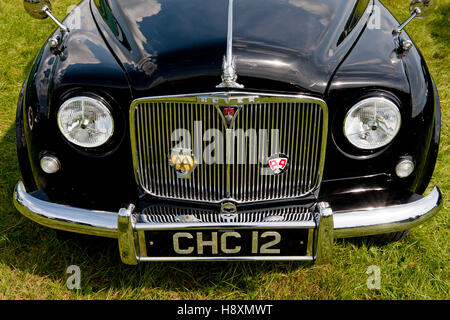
{"left": 170, "top": 149, "right": 195, "bottom": 178}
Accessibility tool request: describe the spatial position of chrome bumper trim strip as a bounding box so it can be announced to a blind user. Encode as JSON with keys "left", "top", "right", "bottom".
{"left": 14, "top": 181, "right": 118, "bottom": 238}
{"left": 13, "top": 181, "right": 442, "bottom": 263}
{"left": 134, "top": 221, "right": 317, "bottom": 230}
{"left": 333, "top": 186, "right": 442, "bottom": 238}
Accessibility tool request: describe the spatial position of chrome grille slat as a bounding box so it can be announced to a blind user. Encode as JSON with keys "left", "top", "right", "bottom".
{"left": 131, "top": 93, "right": 327, "bottom": 204}
{"left": 141, "top": 205, "right": 314, "bottom": 223}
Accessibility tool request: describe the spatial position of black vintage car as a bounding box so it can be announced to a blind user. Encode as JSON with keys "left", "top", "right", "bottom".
{"left": 15, "top": 0, "right": 442, "bottom": 264}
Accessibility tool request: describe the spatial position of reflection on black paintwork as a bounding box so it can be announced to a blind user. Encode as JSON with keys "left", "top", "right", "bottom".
{"left": 91, "top": 0, "right": 372, "bottom": 95}
{"left": 337, "top": 0, "right": 370, "bottom": 45}
{"left": 95, "top": 0, "right": 132, "bottom": 51}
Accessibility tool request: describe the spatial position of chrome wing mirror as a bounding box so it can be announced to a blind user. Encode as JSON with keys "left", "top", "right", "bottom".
{"left": 24, "top": 0, "right": 50, "bottom": 20}
{"left": 409, "top": 0, "right": 436, "bottom": 19}
{"left": 393, "top": 0, "right": 436, "bottom": 53}
{"left": 23, "top": 0, "right": 69, "bottom": 50}
{"left": 395, "top": 0, "right": 436, "bottom": 34}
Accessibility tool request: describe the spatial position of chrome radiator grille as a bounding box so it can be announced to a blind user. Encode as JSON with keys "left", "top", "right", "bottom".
{"left": 130, "top": 93, "right": 327, "bottom": 203}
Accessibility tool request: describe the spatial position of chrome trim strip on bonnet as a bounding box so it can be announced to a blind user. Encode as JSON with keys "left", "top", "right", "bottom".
{"left": 216, "top": 0, "right": 243, "bottom": 88}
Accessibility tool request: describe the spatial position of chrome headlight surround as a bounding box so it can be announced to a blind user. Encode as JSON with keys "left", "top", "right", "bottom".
{"left": 343, "top": 97, "right": 401, "bottom": 150}
{"left": 57, "top": 96, "right": 114, "bottom": 148}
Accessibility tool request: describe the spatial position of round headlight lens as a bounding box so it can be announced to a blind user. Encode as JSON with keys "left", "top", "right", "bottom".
{"left": 344, "top": 97, "right": 401, "bottom": 150}
{"left": 57, "top": 96, "right": 114, "bottom": 148}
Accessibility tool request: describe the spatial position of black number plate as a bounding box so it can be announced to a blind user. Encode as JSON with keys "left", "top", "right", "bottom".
{"left": 144, "top": 228, "right": 310, "bottom": 257}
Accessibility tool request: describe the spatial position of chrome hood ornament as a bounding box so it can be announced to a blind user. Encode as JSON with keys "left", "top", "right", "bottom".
{"left": 216, "top": 0, "right": 244, "bottom": 89}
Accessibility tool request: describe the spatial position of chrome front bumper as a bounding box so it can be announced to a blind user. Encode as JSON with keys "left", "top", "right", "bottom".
{"left": 13, "top": 181, "right": 442, "bottom": 264}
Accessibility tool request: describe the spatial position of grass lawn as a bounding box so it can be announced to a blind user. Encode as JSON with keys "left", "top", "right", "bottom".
{"left": 0, "top": 0, "right": 448, "bottom": 299}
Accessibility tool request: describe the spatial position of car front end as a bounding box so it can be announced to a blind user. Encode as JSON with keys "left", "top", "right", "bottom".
{"left": 14, "top": 0, "right": 442, "bottom": 264}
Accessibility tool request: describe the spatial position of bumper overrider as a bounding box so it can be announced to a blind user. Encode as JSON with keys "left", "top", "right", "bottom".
{"left": 13, "top": 181, "right": 442, "bottom": 264}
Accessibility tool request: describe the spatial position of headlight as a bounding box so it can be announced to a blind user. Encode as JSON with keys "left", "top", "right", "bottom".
{"left": 57, "top": 96, "right": 114, "bottom": 148}
{"left": 344, "top": 97, "right": 401, "bottom": 150}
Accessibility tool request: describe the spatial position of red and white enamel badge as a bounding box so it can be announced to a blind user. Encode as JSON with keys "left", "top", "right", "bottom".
{"left": 268, "top": 154, "right": 289, "bottom": 175}
{"left": 220, "top": 106, "right": 239, "bottom": 126}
